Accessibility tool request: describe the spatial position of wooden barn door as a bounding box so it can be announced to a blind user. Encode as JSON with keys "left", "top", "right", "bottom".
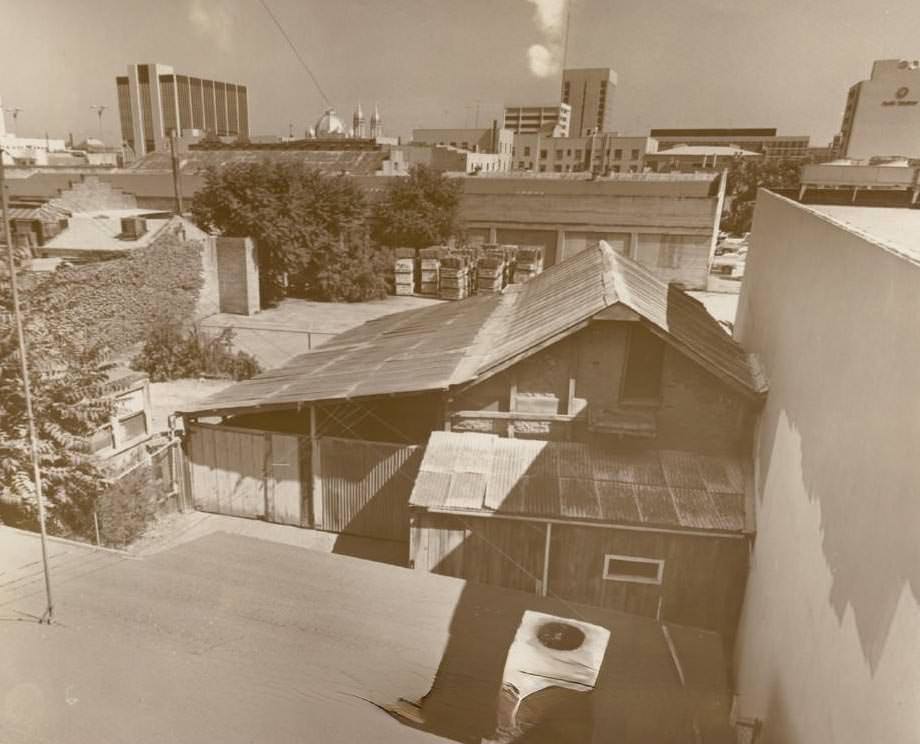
{"left": 318, "top": 437, "right": 421, "bottom": 541}
{"left": 186, "top": 423, "right": 267, "bottom": 519}
{"left": 265, "top": 434, "right": 305, "bottom": 527}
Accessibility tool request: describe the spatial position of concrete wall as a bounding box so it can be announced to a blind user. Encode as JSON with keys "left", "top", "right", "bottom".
{"left": 732, "top": 190, "right": 920, "bottom": 742}
{"left": 216, "top": 237, "right": 260, "bottom": 316}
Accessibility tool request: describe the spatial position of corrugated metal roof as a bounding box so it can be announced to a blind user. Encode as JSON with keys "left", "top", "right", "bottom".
{"left": 410, "top": 432, "right": 748, "bottom": 533}
{"left": 182, "top": 243, "right": 765, "bottom": 416}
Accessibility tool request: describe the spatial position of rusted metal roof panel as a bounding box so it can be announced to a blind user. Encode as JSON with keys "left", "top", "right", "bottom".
{"left": 411, "top": 432, "right": 748, "bottom": 533}
{"left": 183, "top": 242, "right": 764, "bottom": 416}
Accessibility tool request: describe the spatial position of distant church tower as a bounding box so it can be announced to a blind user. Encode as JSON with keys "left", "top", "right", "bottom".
{"left": 353, "top": 102, "right": 367, "bottom": 139}
{"left": 370, "top": 103, "right": 383, "bottom": 138}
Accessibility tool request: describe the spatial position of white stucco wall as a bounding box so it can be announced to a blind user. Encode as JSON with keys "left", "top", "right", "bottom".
{"left": 732, "top": 190, "right": 920, "bottom": 742}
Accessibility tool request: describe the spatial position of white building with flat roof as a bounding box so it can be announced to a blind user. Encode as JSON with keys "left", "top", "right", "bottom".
{"left": 840, "top": 59, "right": 920, "bottom": 159}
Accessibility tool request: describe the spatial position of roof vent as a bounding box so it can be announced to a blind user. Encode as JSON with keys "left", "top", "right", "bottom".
{"left": 120, "top": 216, "right": 147, "bottom": 240}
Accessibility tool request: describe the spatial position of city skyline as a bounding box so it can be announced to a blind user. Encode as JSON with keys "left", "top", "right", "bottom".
{"left": 3, "top": 0, "right": 920, "bottom": 146}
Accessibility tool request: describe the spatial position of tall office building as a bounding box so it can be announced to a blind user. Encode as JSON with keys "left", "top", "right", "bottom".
{"left": 838, "top": 59, "right": 920, "bottom": 159}
{"left": 116, "top": 63, "right": 249, "bottom": 157}
{"left": 561, "top": 68, "right": 617, "bottom": 136}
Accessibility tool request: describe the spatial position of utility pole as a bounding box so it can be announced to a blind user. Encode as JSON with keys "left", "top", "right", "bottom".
{"left": 0, "top": 149, "right": 54, "bottom": 624}
{"left": 90, "top": 105, "right": 107, "bottom": 142}
{"left": 168, "top": 130, "right": 184, "bottom": 215}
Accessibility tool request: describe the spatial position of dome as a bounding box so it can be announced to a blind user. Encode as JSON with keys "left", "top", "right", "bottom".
{"left": 314, "top": 108, "right": 347, "bottom": 137}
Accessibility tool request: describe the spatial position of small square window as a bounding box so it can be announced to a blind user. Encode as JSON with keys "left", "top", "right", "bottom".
{"left": 603, "top": 554, "right": 664, "bottom": 585}
{"left": 614, "top": 148, "right": 623, "bottom": 159}
{"left": 524, "top": 146, "right": 531, "bottom": 156}
{"left": 631, "top": 149, "right": 640, "bottom": 160}
{"left": 540, "top": 149, "right": 547, "bottom": 159}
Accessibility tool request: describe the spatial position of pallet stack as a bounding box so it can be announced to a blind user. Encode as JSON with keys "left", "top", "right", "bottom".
{"left": 418, "top": 246, "right": 443, "bottom": 296}
{"left": 439, "top": 255, "right": 470, "bottom": 301}
{"left": 511, "top": 245, "right": 544, "bottom": 284}
{"left": 394, "top": 252, "right": 415, "bottom": 296}
{"left": 476, "top": 255, "right": 505, "bottom": 295}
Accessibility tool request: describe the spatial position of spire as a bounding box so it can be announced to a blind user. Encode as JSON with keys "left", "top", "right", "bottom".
{"left": 370, "top": 102, "right": 382, "bottom": 138}
{"left": 353, "top": 102, "right": 366, "bottom": 139}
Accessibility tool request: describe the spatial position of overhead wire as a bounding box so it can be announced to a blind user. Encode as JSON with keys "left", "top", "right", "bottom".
{"left": 257, "top": 0, "right": 331, "bottom": 106}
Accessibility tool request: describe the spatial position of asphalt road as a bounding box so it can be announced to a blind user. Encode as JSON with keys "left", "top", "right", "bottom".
{"left": 0, "top": 531, "right": 459, "bottom": 744}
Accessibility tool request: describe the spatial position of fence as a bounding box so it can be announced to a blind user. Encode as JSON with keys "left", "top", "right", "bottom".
{"left": 94, "top": 436, "right": 190, "bottom": 548}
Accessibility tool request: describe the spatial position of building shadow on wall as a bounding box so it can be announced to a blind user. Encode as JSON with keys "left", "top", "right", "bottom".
{"left": 748, "top": 301, "right": 920, "bottom": 674}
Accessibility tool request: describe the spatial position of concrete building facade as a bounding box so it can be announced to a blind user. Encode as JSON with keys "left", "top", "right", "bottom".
{"left": 650, "top": 128, "right": 811, "bottom": 159}
{"left": 502, "top": 103, "right": 571, "bottom": 136}
{"left": 411, "top": 126, "right": 513, "bottom": 171}
{"left": 839, "top": 59, "right": 920, "bottom": 159}
{"left": 116, "top": 63, "right": 249, "bottom": 157}
{"left": 732, "top": 190, "right": 920, "bottom": 743}
{"left": 511, "top": 133, "right": 657, "bottom": 174}
{"left": 562, "top": 68, "right": 618, "bottom": 136}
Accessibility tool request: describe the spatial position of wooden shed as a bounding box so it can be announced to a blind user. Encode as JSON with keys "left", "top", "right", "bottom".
{"left": 409, "top": 431, "right": 753, "bottom": 640}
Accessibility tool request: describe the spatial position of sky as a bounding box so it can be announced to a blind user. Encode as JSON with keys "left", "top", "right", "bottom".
{"left": 3, "top": 0, "right": 920, "bottom": 146}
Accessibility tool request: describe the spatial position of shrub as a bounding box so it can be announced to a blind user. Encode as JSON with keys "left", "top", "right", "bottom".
{"left": 132, "top": 321, "right": 261, "bottom": 382}
{"left": 95, "top": 466, "right": 159, "bottom": 547}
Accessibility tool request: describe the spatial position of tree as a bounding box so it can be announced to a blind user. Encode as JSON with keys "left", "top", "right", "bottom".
{"left": 371, "top": 164, "right": 463, "bottom": 250}
{"left": 0, "top": 302, "right": 115, "bottom": 537}
{"left": 191, "top": 161, "right": 385, "bottom": 302}
{"left": 721, "top": 156, "right": 815, "bottom": 235}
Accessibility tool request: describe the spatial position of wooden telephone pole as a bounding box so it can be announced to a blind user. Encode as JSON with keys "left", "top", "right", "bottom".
{"left": 0, "top": 149, "right": 54, "bottom": 624}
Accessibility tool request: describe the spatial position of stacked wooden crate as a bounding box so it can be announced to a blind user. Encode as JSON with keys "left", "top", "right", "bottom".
{"left": 418, "top": 246, "right": 442, "bottom": 296}
{"left": 476, "top": 255, "right": 505, "bottom": 295}
{"left": 394, "top": 250, "right": 416, "bottom": 296}
{"left": 439, "top": 255, "right": 470, "bottom": 301}
{"left": 511, "top": 245, "right": 544, "bottom": 284}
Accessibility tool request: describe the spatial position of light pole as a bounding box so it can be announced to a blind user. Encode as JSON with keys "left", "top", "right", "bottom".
{"left": 90, "top": 105, "right": 107, "bottom": 143}
{"left": 4, "top": 107, "right": 23, "bottom": 135}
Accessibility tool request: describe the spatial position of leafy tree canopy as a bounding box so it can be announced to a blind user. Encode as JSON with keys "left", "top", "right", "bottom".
{"left": 721, "top": 156, "right": 816, "bottom": 235}
{"left": 191, "top": 161, "right": 385, "bottom": 302}
{"left": 0, "top": 302, "right": 115, "bottom": 536}
{"left": 371, "top": 164, "right": 463, "bottom": 250}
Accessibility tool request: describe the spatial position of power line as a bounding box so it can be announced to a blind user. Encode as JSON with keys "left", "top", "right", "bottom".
{"left": 258, "top": 0, "right": 331, "bottom": 106}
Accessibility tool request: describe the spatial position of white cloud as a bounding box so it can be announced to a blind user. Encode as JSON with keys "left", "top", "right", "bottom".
{"left": 524, "top": 0, "right": 570, "bottom": 78}
{"left": 527, "top": 44, "right": 558, "bottom": 79}
{"left": 189, "top": 0, "right": 234, "bottom": 51}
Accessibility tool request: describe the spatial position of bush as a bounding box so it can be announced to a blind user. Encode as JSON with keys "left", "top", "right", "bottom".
{"left": 95, "top": 466, "right": 159, "bottom": 547}
{"left": 132, "top": 321, "right": 262, "bottom": 382}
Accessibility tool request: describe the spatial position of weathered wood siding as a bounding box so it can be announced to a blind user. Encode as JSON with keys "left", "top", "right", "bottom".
{"left": 187, "top": 424, "right": 268, "bottom": 519}
{"left": 548, "top": 523, "right": 749, "bottom": 638}
{"left": 411, "top": 513, "right": 748, "bottom": 639}
{"left": 319, "top": 437, "right": 422, "bottom": 541}
{"left": 411, "top": 513, "right": 546, "bottom": 595}
{"left": 186, "top": 423, "right": 305, "bottom": 526}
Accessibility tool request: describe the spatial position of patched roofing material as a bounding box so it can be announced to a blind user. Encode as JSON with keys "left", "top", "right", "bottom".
{"left": 182, "top": 242, "right": 766, "bottom": 416}
{"left": 410, "top": 432, "right": 749, "bottom": 534}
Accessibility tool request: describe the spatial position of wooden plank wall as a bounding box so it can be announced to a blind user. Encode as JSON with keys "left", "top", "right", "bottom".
{"left": 412, "top": 513, "right": 748, "bottom": 640}
{"left": 187, "top": 424, "right": 268, "bottom": 518}
{"left": 319, "top": 437, "right": 422, "bottom": 541}
{"left": 548, "top": 524, "right": 748, "bottom": 638}
{"left": 412, "top": 513, "right": 546, "bottom": 595}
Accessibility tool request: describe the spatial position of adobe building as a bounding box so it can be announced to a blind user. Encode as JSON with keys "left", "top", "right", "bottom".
{"left": 731, "top": 190, "right": 920, "bottom": 742}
